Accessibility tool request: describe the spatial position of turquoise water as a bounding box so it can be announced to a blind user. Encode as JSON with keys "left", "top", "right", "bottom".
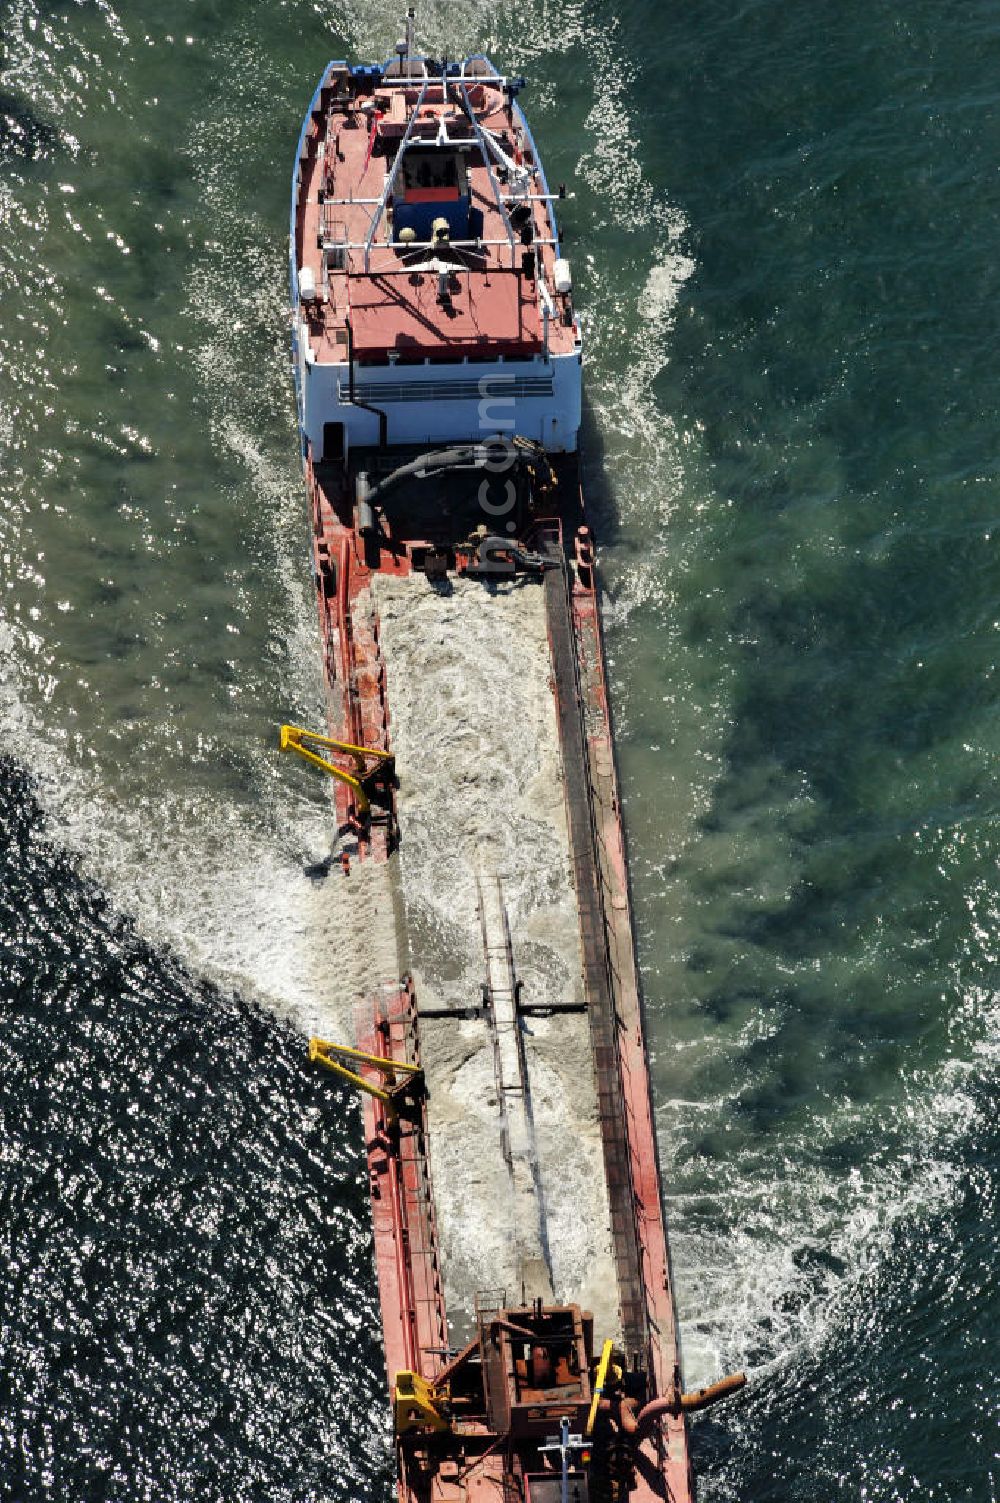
{"left": 2, "top": 0, "right": 999, "bottom": 1498}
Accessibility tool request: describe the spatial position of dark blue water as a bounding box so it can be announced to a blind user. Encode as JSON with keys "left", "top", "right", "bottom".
{"left": 0, "top": 762, "right": 393, "bottom": 1502}
{"left": 2, "top": 0, "right": 999, "bottom": 1498}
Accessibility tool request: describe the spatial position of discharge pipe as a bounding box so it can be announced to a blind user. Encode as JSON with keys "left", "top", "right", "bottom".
{"left": 346, "top": 317, "right": 388, "bottom": 450}
{"left": 611, "top": 1372, "right": 747, "bottom": 1438}
{"left": 365, "top": 437, "right": 552, "bottom": 506}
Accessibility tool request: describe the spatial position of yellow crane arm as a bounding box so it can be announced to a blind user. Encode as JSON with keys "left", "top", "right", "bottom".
{"left": 308, "top": 1037, "right": 422, "bottom": 1123}
{"left": 279, "top": 724, "right": 394, "bottom": 817}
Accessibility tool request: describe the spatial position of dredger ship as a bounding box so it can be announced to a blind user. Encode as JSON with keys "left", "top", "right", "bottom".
{"left": 286, "top": 14, "right": 743, "bottom": 1500}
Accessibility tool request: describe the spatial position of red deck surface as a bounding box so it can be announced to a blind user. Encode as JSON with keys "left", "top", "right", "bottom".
{"left": 348, "top": 269, "right": 541, "bottom": 360}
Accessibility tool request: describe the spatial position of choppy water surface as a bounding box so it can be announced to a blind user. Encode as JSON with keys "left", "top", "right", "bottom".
{"left": 0, "top": 762, "right": 390, "bottom": 1501}
{"left": 2, "top": 0, "right": 999, "bottom": 1498}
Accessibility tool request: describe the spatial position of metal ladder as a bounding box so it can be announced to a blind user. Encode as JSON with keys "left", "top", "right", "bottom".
{"left": 477, "top": 872, "right": 551, "bottom": 1301}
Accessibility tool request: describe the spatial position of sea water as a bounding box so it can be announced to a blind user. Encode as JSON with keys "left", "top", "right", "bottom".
{"left": 1, "top": 0, "right": 998, "bottom": 1498}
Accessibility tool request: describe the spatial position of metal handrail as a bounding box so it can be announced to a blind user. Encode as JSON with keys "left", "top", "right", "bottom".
{"left": 457, "top": 80, "right": 517, "bottom": 269}
{"left": 363, "top": 77, "right": 430, "bottom": 272}
{"left": 478, "top": 121, "right": 532, "bottom": 189}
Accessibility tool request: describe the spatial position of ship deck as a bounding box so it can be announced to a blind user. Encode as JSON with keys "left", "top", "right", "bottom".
{"left": 294, "top": 66, "right": 577, "bottom": 363}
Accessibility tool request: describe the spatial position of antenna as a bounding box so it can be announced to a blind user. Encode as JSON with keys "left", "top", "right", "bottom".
{"left": 396, "top": 7, "right": 416, "bottom": 64}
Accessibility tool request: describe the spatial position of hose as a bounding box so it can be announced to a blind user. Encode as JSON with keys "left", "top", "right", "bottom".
{"left": 602, "top": 1372, "right": 747, "bottom": 1441}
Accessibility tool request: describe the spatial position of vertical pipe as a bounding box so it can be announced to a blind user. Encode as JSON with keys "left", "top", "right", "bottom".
{"left": 346, "top": 317, "right": 388, "bottom": 450}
